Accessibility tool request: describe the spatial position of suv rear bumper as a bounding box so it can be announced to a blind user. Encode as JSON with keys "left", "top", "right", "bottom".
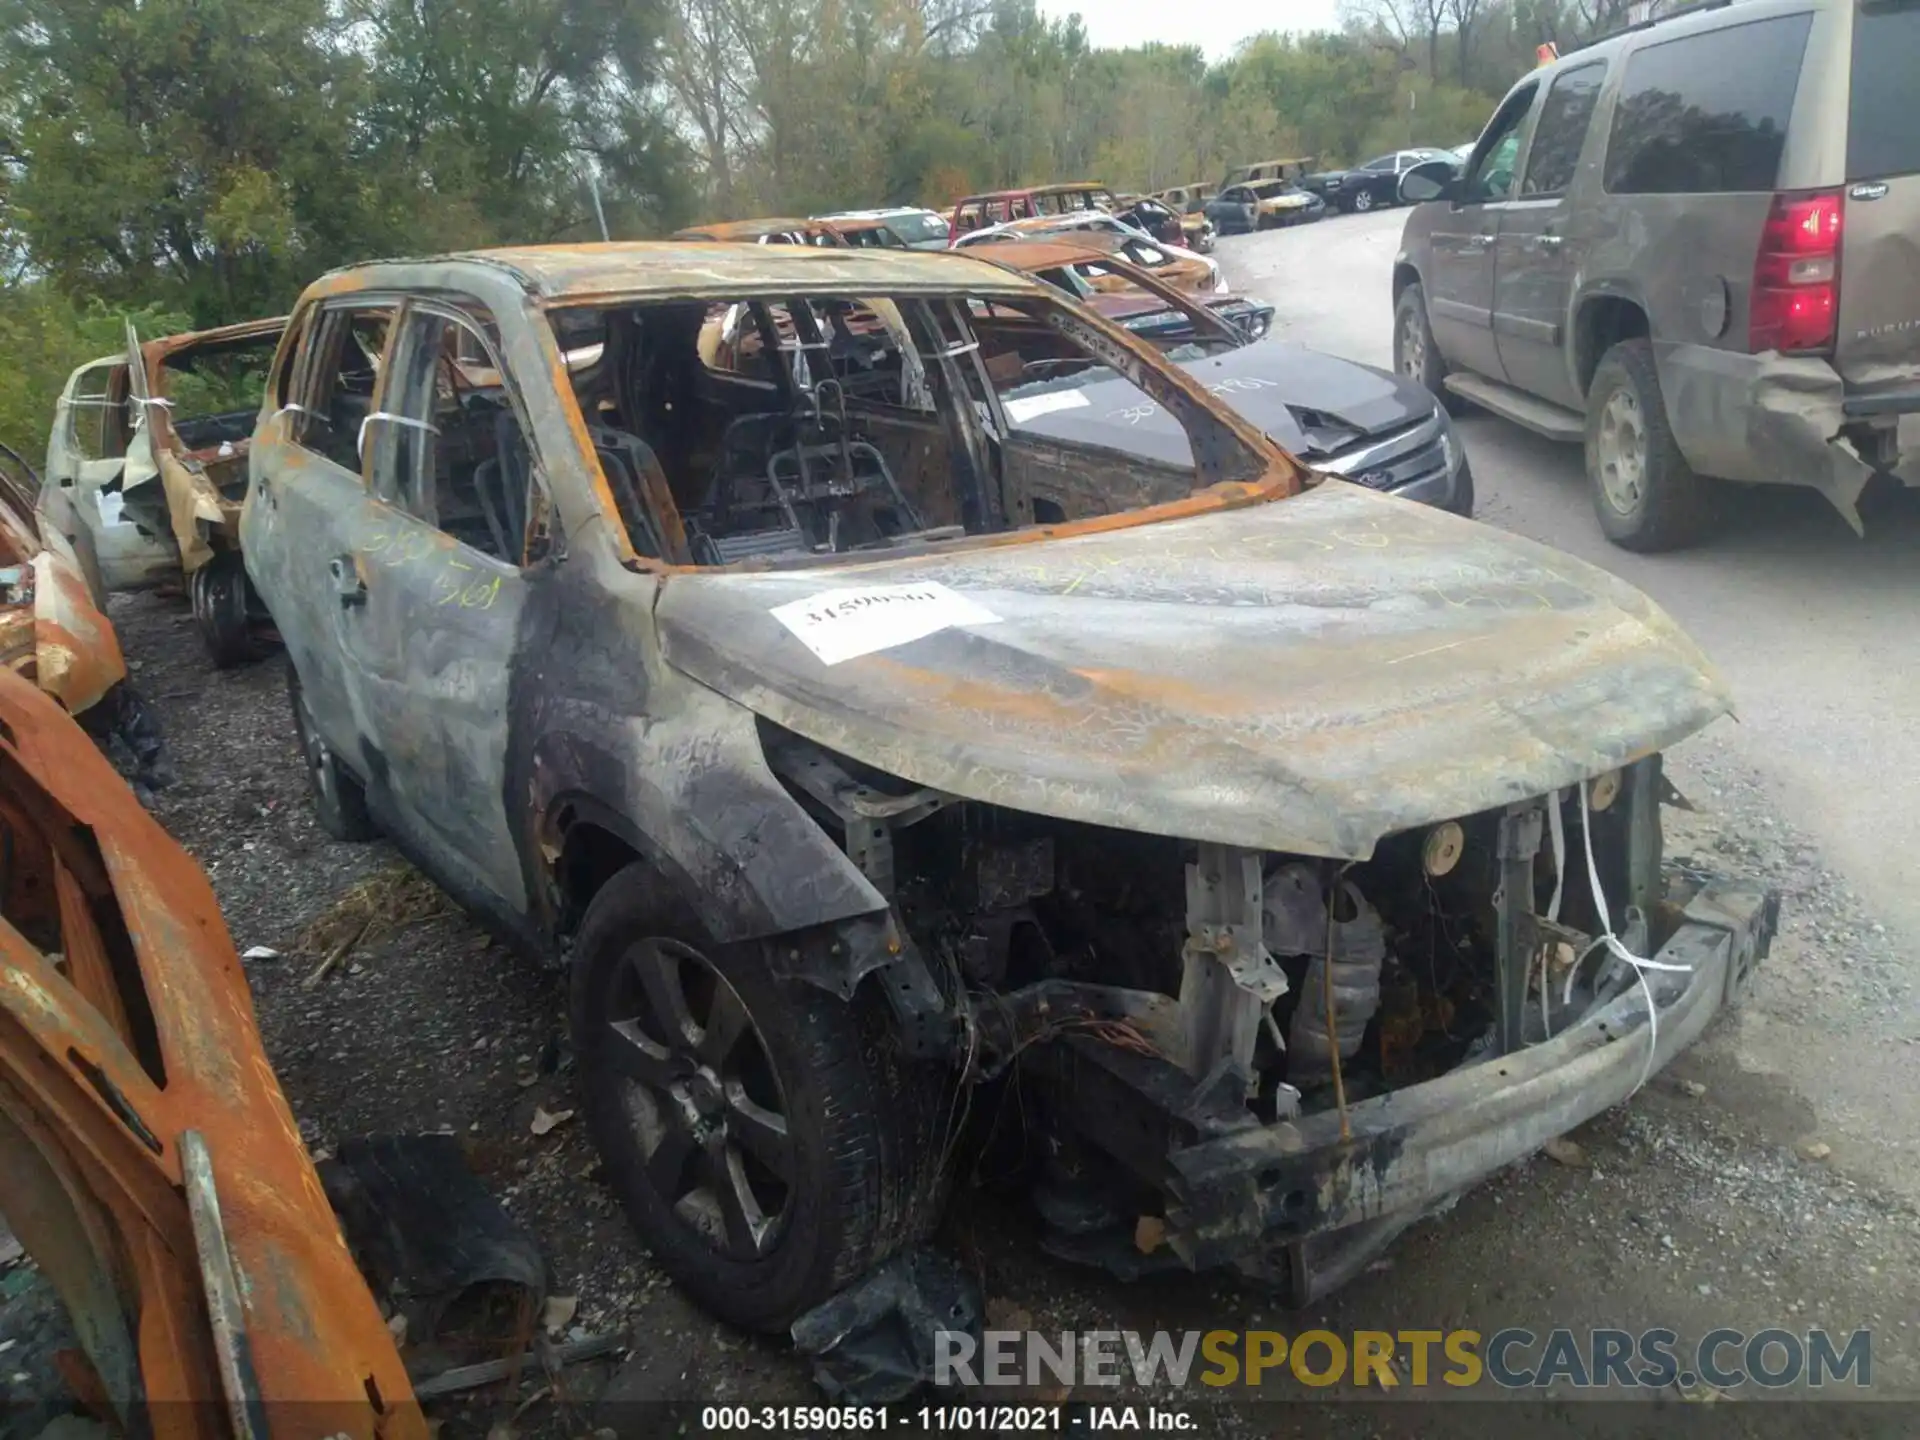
{"left": 1162, "top": 879, "right": 1777, "bottom": 1302}
{"left": 1658, "top": 343, "right": 1920, "bottom": 527}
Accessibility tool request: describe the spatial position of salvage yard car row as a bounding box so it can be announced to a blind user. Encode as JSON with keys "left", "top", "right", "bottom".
{"left": 1, "top": 224, "right": 1776, "bottom": 1424}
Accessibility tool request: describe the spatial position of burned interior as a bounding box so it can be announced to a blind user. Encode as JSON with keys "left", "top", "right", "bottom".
{"left": 540, "top": 282, "right": 1272, "bottom": 564}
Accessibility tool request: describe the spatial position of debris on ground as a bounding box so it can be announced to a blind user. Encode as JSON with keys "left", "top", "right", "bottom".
{"left": 790, "top": 1249, "right": 983, "bottom": 1405}
{"left": 318, "top": 1133, "right": 548, "bottom": 1382}
{"left": 1543, "top": 1136, "right": 1589, "bottom": 1167}
{"left": 299, "top": 863, "right": 450, "bottom": 988}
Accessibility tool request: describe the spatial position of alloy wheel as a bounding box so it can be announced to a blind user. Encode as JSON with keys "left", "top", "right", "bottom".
{"left": 603, "top": 937, "right": 793, "bottom": 1261}
{"left": 1595, "top": 388, "right": 1648, "bottom": 515}
{"left": 1354, "top": 190, "right": 1374, "bottom": 213}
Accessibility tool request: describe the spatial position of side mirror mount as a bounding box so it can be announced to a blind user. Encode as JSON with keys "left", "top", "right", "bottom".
{"left": 1399, "top": 159, "right": 1458, "bottom": 205}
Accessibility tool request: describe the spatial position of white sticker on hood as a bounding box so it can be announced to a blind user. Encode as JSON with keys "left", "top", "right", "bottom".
{"left": 770, "top": 582, "right": 1002, "bottom": 666}
{"left": 1003, "top": 390, "right": 1091, "bottom": 424}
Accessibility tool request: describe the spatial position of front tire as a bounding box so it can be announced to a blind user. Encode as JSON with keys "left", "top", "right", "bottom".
{"left": 1352, "top": 189, "right": 1375, "bottom": 214}
{"left": 1394, "top": 283, "right": 1457, "bottom": 411}
{"left": 570, "top": 865, "right": 949, "bottom": 1332}
{"left": 1585, "top": 338, "right": 1718, "bottom": 551}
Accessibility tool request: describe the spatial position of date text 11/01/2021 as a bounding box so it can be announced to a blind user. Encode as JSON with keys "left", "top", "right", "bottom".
{"left": 699, "top": 1406, "right": 1198, "bottom": 1431}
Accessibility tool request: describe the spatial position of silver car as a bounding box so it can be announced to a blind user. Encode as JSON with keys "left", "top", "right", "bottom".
{"left": 1394, "top": 0, "right": 1919, "bottom": 549}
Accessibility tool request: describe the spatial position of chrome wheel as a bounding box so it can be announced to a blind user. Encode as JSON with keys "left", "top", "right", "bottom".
{"left": 1353, "top": 190, "right": 1375, "bottom": 213}
{"left": 1595, "top": 388, "right": 1648, "bottom": 515}
{"left": 604, "top": 938, "right": 792, "bottom": 1261}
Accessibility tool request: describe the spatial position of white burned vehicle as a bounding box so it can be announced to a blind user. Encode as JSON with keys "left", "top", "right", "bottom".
{"left": 241, "top": 243, "right": 1775, "bottom": 1326}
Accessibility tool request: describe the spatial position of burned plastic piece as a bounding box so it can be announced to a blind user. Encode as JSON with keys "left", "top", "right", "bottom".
{"left": 75, "top": 683, "right": 171, "bottom": 798}
{"left": 789, "top": 1249, "right": 982, "bottom": 1404}
{"left": 318, "top": 1135, "right": 547, "bottom": 1350}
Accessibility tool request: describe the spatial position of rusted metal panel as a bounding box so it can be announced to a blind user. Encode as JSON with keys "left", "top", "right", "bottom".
{"left": 0, "top": 668, "right": 422, "bottom": 1433}
{"left": 31, "top": 548, "right": 128, "bottom": 715}
{"left": 656, "top": 481, "right": 1731, "bottom": 861}
{"left": 307, "top": 242, "right": 1046, "bottom": 307}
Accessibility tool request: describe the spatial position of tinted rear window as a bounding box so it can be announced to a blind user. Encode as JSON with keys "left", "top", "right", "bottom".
{"left": 1524, "top": 62, "right": 1607, "bottom": 195}
{"left": 1850, "top": 1, "right": 1920, "bottom": 180}
{"left": 1604, "top": 13, "right": 1813, "bottom": 194}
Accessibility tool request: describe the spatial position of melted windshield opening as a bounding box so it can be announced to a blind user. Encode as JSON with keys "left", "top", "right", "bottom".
{"left": 547, "top": 288, "right": 1274, "bottom": 568}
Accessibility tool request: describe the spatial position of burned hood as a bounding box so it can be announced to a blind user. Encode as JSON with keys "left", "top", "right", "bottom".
{"left": 1006, "top": 339, "right": 1434, "bottom": 465}
{"left": 655, "top": 484, "right": 1731, "bottom": 859}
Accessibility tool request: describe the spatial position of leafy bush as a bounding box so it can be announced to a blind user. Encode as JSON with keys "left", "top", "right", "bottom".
{"left": 0, "top": 286, "right": 191, "bottom": 472}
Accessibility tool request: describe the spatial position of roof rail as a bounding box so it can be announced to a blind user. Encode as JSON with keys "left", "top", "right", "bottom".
{"left": 1568, "top": 0, "right": 1735, "bottom": 53}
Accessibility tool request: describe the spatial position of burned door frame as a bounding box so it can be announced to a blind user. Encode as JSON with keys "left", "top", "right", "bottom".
{"left": 252, "top": 297, "right": 406, "bottom": 794}
{"left": 342, "top": 296, "right": 549, "bottom": 913}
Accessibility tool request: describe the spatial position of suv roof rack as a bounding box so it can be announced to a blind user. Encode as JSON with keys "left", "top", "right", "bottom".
{"left": 1569, "top": 0, "right": 1735, "bottom": 54}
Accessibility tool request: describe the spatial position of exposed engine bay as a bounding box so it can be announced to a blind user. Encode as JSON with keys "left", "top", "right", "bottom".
{"left": 759, "top": 722, "right": 1775, "bottom": 1302}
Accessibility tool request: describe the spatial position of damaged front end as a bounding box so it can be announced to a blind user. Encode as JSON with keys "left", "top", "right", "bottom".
{"left": 658, "top": 482, "right": 1775, "bottom": 1300}
{"left": 758, "top": 735, "right": 1775, "bottom": 1303}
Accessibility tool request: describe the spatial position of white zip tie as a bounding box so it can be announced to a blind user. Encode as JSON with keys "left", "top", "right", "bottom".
{"left": 269, "top": 402, "right": 311, "bottom": 423}
{"left": 1572, "top": 779, "right": 1692, "bottom": 1095}
{"left": 136, "top": 395, "right": 174, "bottom": 408}
{"left": 357, "top": 411, "right": 439, "bottom": 458}
{"left": 1546, "top": 787, "right": 1566, "bottom": 922}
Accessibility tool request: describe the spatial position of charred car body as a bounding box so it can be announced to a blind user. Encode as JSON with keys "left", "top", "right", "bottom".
{"left": 0, "top": 457, "right": 165, "bottom": 787}
{"left": 0, "top": 665, "right": 421, "bottom": 1434}
{"left": 46, "top": 319, "right": 287, "bottom": 665}
{"left": 242, "top": 242, "right": 1773, "bottom": 1327}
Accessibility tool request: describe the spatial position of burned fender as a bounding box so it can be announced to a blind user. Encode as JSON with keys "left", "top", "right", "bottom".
{"left": 513, "top": 557, "right": 886, "bottom": 946}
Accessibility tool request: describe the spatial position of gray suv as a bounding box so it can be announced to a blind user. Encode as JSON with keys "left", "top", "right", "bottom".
{"left": 1393, "top": 0, "right": 1918, "bottom": 549}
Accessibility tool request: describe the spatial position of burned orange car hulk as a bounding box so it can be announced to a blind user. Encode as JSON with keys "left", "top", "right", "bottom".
{"left": 0, "top": 665, "right": 420, "bottom": 1434}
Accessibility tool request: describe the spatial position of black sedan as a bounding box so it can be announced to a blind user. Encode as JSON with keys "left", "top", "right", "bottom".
{"left": 1301, "top": 148, "right": 1457, "bottom": 214}
{"left": 1006, "top": 340, "right": 1473, "bottom": 516}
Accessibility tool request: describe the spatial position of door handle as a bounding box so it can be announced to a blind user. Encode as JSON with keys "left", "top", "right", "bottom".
{"left": 1464, "top": 234, "right": 1495, "bottom": 252}
{"left": 330, "top": 555, "right": 367, "bottom": 607}
{"left": 1535, "top": 233, "right": 1564, "bottom": 250}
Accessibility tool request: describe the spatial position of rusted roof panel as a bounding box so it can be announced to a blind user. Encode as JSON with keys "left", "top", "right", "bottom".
{"left": 312, "top": 242, "right": 1044, "bottom": 304}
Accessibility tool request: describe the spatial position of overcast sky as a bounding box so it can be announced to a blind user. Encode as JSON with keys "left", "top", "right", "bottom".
{"left": 1034, "top": 0, "right": 1349, "bottom": 61}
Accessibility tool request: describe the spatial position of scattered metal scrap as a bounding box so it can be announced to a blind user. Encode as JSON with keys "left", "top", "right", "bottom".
{"left": 791, "top": 1249, "right": 982, "bottom": 1405}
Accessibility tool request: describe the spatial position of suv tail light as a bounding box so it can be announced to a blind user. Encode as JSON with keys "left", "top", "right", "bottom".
{"left": 1749, "top": 190, "right": 1842, "bottom": 354}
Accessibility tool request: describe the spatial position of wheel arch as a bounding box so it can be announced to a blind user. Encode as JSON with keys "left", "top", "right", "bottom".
{"left": 525, "top": 724, "right": 889, "bottom": 955}
{"left": 1573, "top": 290, "right": 1651, "bottom": 399}
{"left": 1391, "top": 262, "right": 1423, "bottom": 304}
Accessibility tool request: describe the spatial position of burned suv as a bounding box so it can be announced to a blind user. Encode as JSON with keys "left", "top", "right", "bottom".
{"left": 243, "top": 243, "right": 1773, "bottom": 1328}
